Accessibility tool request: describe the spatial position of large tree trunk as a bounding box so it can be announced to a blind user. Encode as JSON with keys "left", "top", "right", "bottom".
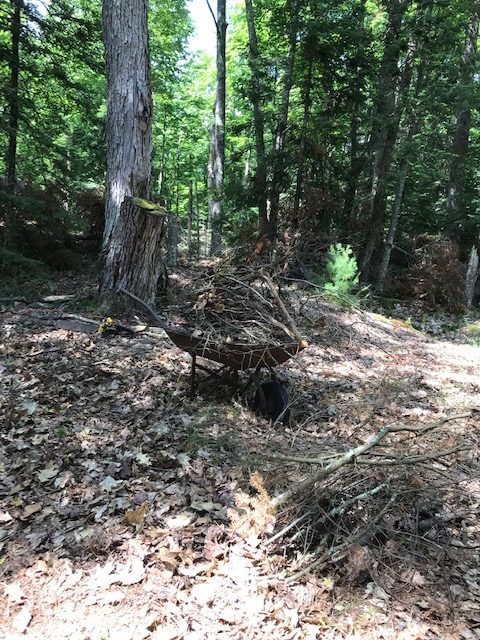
{"left": 444, "top": 6, "right": 479, "bottom": 236}
{"left": 376, "top": 36, "right": 430, "bottom": 292}
{"left": 208, "top": 0, "right": 227, "bottom": 256}
{"left": 268, "top": 0, "right": 298, "bottom": 239}
{"left": 360, "top": 0, "right": 409, "bottom": 279}
{"left": 245, "top": 0, "right": 268, "bottom": 237}
{"left": 4, "top": 0, "right": 22, "bottom": 250}
{"left": 100, "top": 0, "right": 165, "bottom": 304}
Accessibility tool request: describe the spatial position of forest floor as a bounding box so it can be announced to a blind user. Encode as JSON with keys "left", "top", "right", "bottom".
{"left": 1, "top": 268, "right": 480, "bottom": 640}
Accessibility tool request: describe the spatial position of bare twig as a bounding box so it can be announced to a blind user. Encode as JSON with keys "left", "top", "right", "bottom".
{"left": 272, "top": 413, "right": 470, "bottom": 509}
{"left": 287, "top": 494, "right": 397, "bottom": 582}
{"left": 357, "top": 444, "right": 469, "bottom": 466}
{"left": 261, "top": 273, "right": 305, "bottom": 343}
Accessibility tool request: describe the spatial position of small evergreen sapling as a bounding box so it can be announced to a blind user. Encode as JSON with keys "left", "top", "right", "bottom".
{"left": 323, "top": 243, "right": 359, "bottom": 295}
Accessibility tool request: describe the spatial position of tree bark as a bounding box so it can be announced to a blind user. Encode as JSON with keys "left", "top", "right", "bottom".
{"left": 375, "top": 160, "right": 408, "bottom": 292}
{"left": 444, "top": 5, "right": 479, "bottom": 236}
{"left": 100, "top": 0, "right": 165, "bottom": 304}
{"left": 376, "top": 52, "right": 430, "bottom": 291}
{"left": 187, "top": 178, "right": 193, "bottom": 257}
{"left": 341, "top": 0, "right": 367, "bottom": 230}
{"left": 465, "top": 243, "right": 479, "bottom": 307}
{"left": 360, "top": 0, "right": 409, "bottom": 279}
{"left": 268, "top": 0, "right": 298, "bottom": 239}
{"left": 293, "top": 56, "right": 314, "bottom": 225}
{"left": 208, "top": 0, "right": 227, "bottom": 256}
{"left": 4, "top": 0, "right": 22, "bottom": 250}
{"left": 245, "top": 0, "right": 268, "bottom": 237}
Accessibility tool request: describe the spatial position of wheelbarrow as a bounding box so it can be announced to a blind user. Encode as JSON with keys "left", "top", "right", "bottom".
{"left": 164, "top": 326, "right": 307, "bottom": 395}
{"left": 118, "top": 287, "right": 308, "bottom": 396}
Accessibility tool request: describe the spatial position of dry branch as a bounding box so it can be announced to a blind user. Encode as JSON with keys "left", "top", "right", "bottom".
{"left": 271, "top": 413, "right": 470, "bottom": 509}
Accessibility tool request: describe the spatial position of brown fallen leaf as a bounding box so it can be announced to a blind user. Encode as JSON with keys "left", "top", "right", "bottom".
{"left": 20, "top": 503, "right": 43, "bottom": 520}
{"left": 125, "top": 502, "right": 149, "bottom": 530}
{"left": 177, "top": 561, "right": 216, "bottom": 577}
{"left": 155, "top": 548, "right": 179, "bottom": 571}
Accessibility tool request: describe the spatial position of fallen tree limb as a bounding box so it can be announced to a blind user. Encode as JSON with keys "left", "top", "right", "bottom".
{"left": 261, "top": 273, "right": 305, "bottom": 343}
{"left": 356, "top": 444, "right": 469, "bottom": 466}
{"left": 271, "top": 413, "right": 470, "bottom": 509}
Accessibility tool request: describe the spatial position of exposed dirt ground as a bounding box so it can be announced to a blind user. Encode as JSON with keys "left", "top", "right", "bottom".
{"left": 1, "top": 271, "right": 480, "bottom": 640}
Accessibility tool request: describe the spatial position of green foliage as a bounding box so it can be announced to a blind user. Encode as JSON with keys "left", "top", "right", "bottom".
{"left": 324, "top": 243, "right": 359, "bottom": 294}
{"left": 0, "top": 246, "right": 50, "bottom": 277}
{"left": 1, "top": 0, "right": 480, "bottom": 289}
{"left": 309, "top": 243, "right": 366, "bottom": 307}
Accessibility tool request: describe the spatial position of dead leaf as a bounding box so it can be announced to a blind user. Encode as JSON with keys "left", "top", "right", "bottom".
{"left": 54, "top": 471, "right": 72, "bottom": 489}
{"left": 125, "top": 502, "right": 149, "bottom": 528}
{"left": 402, "top": 569, "right": 427, "bottom": 586}
{"left": 190, "top": 501, "right": 222, "bottom": 513}
{"left": 100, "top": 475, "right": 120, "bottom": 492}
{"left": 20, "top": 503, "right": 43, "bottom": 520}
{"left": 0, "top": 511, "right": 13, "bottom": 523}
{"left": 155, "top": 548, "right": 179, "bottom": 571}
{"left": 165, "top": 511, "right": 195, "bottom": 529}
{"left": 20, "top": 400, "right": 37, "bottom": 415}
{"left": 135, "top": 452, "right": 151, "bottom": 466}
{"left": 13, "top": 606, "right": 32, "bottom": 632}
{"left": 178, "top": 560, "right": 216, "bottom": 577}
{"left": 113, "top": 555, "right": 145, "bottom": 586}
{"left": 4, "top": 582, "right": 25, "bottom": 604}
{"left": 37, "top": 464, "right": 60, "bottom": 483}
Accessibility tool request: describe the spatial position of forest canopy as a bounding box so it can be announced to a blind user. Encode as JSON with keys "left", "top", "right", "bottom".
{"left": 1, "top": 0, "right": 480, "bottom": 308}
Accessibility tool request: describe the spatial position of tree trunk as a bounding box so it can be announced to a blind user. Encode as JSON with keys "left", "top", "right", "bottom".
{"left": 245, "top": 0, "right": 268, "bottom": 237}
{"left": 187, "top": 179, "right": 193, "bottom": 257}
{"left": 208, "top": 0, "right": 227, "bottom": 256}
{"left": 157, "top": 115, "right": 167, "bottom": 198}
{"left": 100, "top": 0, "right": 165, "bottom": 304}
{"left": 444, "top": 6, "right": 479, "bottom": 236}
{"left": 4, "top": 0, "right": 22, "bottom": 250}
{"left": 360, "top": 0, "right": 409, "bottom": 279}
{"left": 376, "top": 45, "right": 430, "bottom": 291}
{"left": 465, "top": 243, "right": 479, "bottom": 307}
{"left": 194, "top": 178, "right": 200, "bottom": 258}
{"left": 293, "top": 56, "right": 313, "bottom": 225}
{"left": 375, "top": 161, "right": 408, "bottom": 292}
{"left": 268, "top": 0, "right": 298, "bottom": 239}
{"left": 341, "top": 0, "right": 367, "bottom": 230}
{"left": 166, "top": 214, "right": 178, "bottom": 267}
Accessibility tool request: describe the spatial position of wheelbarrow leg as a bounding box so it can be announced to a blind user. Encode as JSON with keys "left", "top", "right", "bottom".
{"left": 190, "top": 354, "right": 196, "bottom": 397}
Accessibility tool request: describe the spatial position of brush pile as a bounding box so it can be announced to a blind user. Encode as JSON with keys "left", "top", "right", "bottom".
{"left": 166, "top": 266, "right": 304, "bottom": 347}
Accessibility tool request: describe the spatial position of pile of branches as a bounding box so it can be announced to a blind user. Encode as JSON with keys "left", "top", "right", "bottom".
{"left": 259, "top": 413, "right": 472, "bottom": 588}
{"left": 167, "top": 266, "right": 304, "bottom": 347}
{"left": 396, "top": 234, "right": 466, "bottom": 313}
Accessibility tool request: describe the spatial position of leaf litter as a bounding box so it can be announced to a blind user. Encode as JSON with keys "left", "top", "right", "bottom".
{"left": 1, "top": 271, "right": 480, "bottom": 639}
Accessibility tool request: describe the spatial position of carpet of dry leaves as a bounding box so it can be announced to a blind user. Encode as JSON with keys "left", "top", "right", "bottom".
{"left": 1, "top": 271, "right": 480, "bottom": 640}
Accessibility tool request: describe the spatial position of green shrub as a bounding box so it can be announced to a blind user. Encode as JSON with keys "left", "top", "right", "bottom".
{"left": 324, "top": 243, "right": 359, "bottom": 294}
{"left": 0, "top": 247, "right": 50, "bottom": 278}
{"left": 309, "top": 244, "right": 367, "bottom": 306}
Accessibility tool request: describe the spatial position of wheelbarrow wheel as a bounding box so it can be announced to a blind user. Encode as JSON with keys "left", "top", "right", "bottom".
{"left": 253, "top": 380, "right": 290, "bottom": 425}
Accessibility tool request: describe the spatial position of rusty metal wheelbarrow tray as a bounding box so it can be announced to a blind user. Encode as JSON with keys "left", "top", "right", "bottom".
{"left": 165, "top": 327, "right": 305, "bottom": 371}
